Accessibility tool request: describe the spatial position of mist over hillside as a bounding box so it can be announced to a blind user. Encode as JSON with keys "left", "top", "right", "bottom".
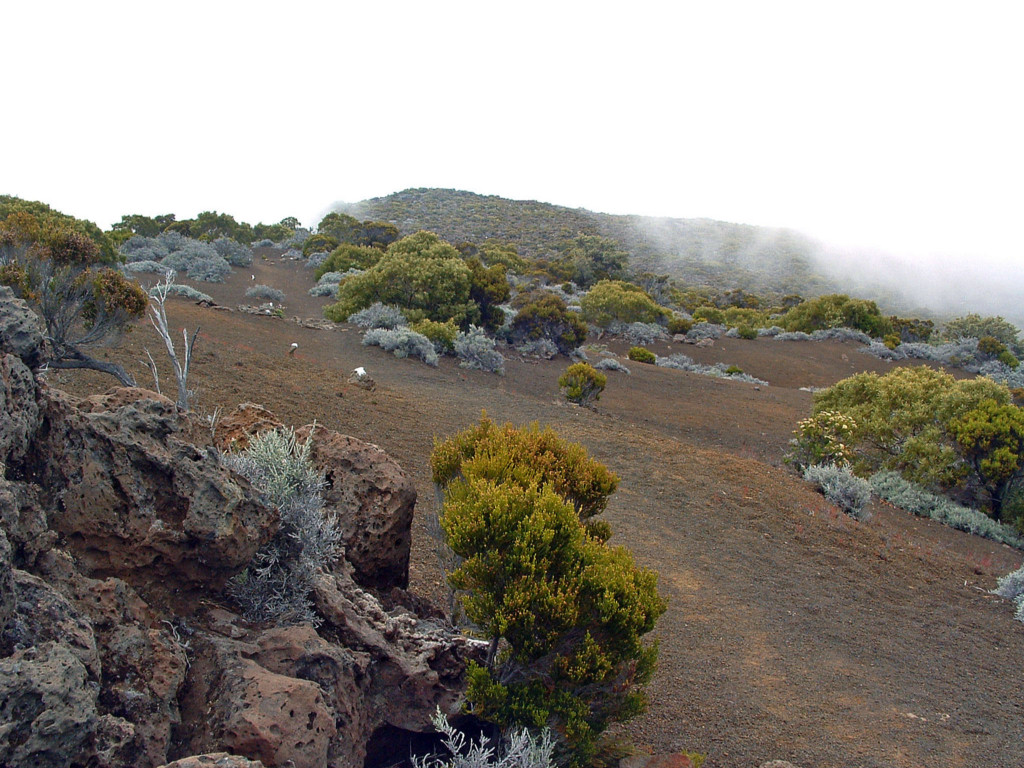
{"left": 333, "top": 188, "right": 1018, "bottom": 325}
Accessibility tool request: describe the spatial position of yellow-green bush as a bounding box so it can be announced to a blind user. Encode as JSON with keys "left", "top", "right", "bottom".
{"left": 627, "top": 346, "right": 656, "bottom": 364}
{"left": 431, "top": 416, "right": 664, "bottom": 766}
{"left": 558, "top": 362, "right": 607, "bottom": 407}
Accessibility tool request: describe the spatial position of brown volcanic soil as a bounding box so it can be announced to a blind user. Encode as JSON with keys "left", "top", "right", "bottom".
{"left": 60, "top": 255, "right": 1024, "bottom": 768}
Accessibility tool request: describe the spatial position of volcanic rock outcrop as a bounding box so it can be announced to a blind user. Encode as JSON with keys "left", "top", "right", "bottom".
{"left": 0, "top": 289, "right": 480, "bottom": 768}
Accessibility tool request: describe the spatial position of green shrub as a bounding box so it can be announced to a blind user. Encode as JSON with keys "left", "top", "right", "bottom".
{"left": 883, "top": 334, "right": 901, "bottom": 350}
{"left": 782, "top": 294, "right": 891, "bottom": 337}
{"left": 314, "top": 243, "right": 383, "bottom": 278}
{"left": 302, "top": 233, "right": 338, "bottom": 257}
{"left": 431, "top": 417, "right": 663, "bottom": 765}
{"left": 943, "top": 314, "right": 1022, "bottom": 353}
{"left": 667, "top": 316, "right": 692, "bottom": 335}
{"left": 411, "top": 318, "right": 458, "bottom": 353}
{"left": 509, "top": 291, "right": 588, "bottom": 355}
{"left": 579, "top": 279, "right": 667, "bottom": 328}
{"left": 811, "top": 367, "right": 1024, "bottom": 518}
{"left": 691, "top": 306, "right": 725, "bottom": 325}
{"left": 559, "top": 362, "right": 607, "bottom": 407}
{"left": 627, "top": 346, "right": 656, "bottom": 364}
{"left": 737, "top": 326, "right": 758, "bottom": 340}
{"left": 324, "top": 231, "right": 476, "bottom": 326}
{"left": 725, "top": 365, "right": 743, "bottom": 375}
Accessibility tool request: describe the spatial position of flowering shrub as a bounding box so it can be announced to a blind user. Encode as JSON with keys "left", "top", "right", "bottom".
{"left": 787, "top": 410, "right": 857, "bottom": 470}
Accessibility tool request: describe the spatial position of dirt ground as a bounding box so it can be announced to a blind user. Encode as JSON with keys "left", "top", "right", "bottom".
{"left": 59, "top": 255, "right": 1024, "bottom": 768}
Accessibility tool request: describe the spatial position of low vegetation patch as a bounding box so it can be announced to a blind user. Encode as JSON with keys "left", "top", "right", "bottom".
{"left": 223, "top": 426, "right": 343, "bottom": 624}
{"left": 803, "top": 463, "right": 872, "bottom": 521}
{"left": 627, "top": 346, "right": 656, "bottom": 364}
{"left": 869, "top": 472, "right": 1024, "bottom": 549}
{"left": 245, "top": 284, "right": 285, "bottom": 303}
{"left": 558, "top": 362, "right": 607, "bottom": 406}
{"left": 362, "top": 327, "right": 439, "bottom": 366}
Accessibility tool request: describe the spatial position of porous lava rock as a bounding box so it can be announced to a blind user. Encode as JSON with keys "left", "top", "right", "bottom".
{"left": 297, "top": 425, "right": 416, "bottom": 591}
{"left": 0, "top": 291, "right": 480, "bottom": 768}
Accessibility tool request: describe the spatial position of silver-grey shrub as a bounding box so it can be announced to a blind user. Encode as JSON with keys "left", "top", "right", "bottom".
{"left": 593, "top": 357, "right": 631, "bottom": 374}
{"left": 803, "top": 463, "right": 873, "bottom": 520}
{"left": 163, "top": 284, "right": 213, "bottom": 302}
{"left": 455, "top": 325, "right": 505, "bottom": 375}
{"left": 246, "top": 284, "right": 286, "bottom": 302}
{"left": 223, "top": 427, "right": 342, "bottom": 625}
{"left": 362, "top": 327, "right": 439, "bottom": 366}
{"left": 348, "top": 302, "right": 408, "bottom": 329}
{"left": 411, "top": 707, "right": 554, "bottom": 768}
{"left": 869, "top": 471, "right": 1024, "bottom": 548}
{"left": 213, "top": 236, "right": 253, "bottom": 266}
{"left": 686, "top": 322, "right": 725, "bottom": 341}
{"left": 308, "top": 283, "right": 339, "bottom": 297}
{"left": 123, "top": 260, "right": 169, "bottom": 275}
{"left": 120, "top": 235, "right": 171, "bottom": 263}
{"left": 305, "top": 251, "right": 331, "bottom": 269}
{"left": 993, "top": 566, "right": 1024, "bottom": 622}
{"left": 656, "top": 353, "right": 768, "bottom": 386}
{"left": 810, "top": 328, "right": 873, "bottom": 343}
{"left": 861, "top": 338, "right": 985, "bottom": 369}
{"left": 516, "top": 338, "right": 559, "bottom": 359}
{"left": 978, "top": 359, "right": 1024, "bottom": 389}
{"left": 186, "top": 255, "right": 232, "bottom": 283}
{"left": 774, "top": 331, "right": 813, "bottom": 341}
{"left": 611, "top": 321, "right": 668, "bottom": 345}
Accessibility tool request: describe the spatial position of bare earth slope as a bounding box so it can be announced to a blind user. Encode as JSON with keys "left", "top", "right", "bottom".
{"left": 61, "top": 257, "right": 1024, "bottom": 768}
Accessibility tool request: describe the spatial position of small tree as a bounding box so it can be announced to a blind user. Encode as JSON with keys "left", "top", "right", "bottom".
{"left": 558, "top": 362, "right": 606, "bottom": 407}
{"left": 431, "top": 417, "right": 664, "bottom": 765}
{"left": 1, "top": 212, "right": 147, "bottom": 385}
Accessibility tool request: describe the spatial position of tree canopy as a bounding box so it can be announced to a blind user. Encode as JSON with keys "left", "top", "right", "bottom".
{"left": 1, "top": 209, "right": 147, "bottom": 385}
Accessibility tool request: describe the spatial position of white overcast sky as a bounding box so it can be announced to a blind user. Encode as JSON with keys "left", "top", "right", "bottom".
{"left": 4, "top": 1, "right": 1022, "bottom": 267}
